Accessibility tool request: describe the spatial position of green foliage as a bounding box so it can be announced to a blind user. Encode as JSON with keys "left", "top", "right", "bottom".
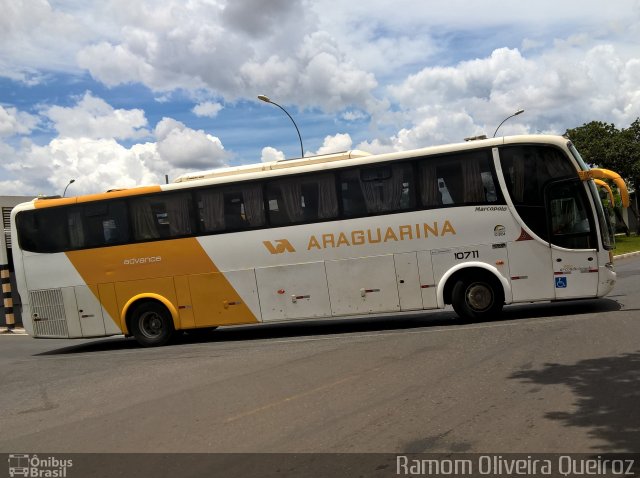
{"left": 613, "top": 234, "right": 640, "bottom": 256}
{"left": 566, "top": 119, "right": 640, "bottom": 187}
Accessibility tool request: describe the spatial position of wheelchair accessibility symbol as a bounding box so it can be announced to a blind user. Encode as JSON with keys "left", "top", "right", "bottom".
{"left": 555, "top": 277, "right": 567, "bottom": 289}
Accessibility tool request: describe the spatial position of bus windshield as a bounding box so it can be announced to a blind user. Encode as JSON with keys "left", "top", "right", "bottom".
{"left": 568, "top": 142, "right": 615, "bottom": 250}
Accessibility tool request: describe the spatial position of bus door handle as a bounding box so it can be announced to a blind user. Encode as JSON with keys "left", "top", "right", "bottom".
{"left": 360, "top": 288, "right": 380, "bottom": 297}
{"left": 78, "top": 309, "right": 95, "bottom": 319}
{"left": 291, "top": 295, "right": 310, "bottom": 303}
{"left": 223, "top": 300, "right": 242, "bottom": 309}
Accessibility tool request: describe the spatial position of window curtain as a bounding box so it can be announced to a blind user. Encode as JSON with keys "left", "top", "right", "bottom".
{"left": 166, "top": 194, "right": 192, "bottom": 236}
{"left": 420, "top": 162, "right": 439, "bottom": 207}
{"left": 360, "top": 177, "right": 384, "bottom": 213}
{"left": 510, "top": 157, "right": 525, "bottom": 203}
{"left": 277, "top": 179, "right": 305, "bottom": 223}
{"left": 130, "top": 199, "right": 159, "bottom": 239}
{"left": 384, "top": 165, "right": 404, "bottom": 211}
{"left": 541, "top": 149, "right": 573, "bottom": 178}
{"left": 242, "top": 183, "right": 266, "bottom": 226}
{"left": 359, "top": 165, "right": 404, "bottom": 213}
{"left": 67, "top": 210, "right": 85, "bottom": 249}
{"left": 317, "top": 174, "right": 338, "bottom": 219}
{"left": 462, "top": 158, "right": 485, "bottom": 203}
{"left": 199, "top": 189, "right": 225, "bottom": 231}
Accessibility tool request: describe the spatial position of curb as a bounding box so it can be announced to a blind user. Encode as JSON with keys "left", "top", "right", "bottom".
{"left": 0, "top": 327, "right": 27, "bottom": 335}
{"left": 613, "top": 251, "right": 640, "bottom": 261}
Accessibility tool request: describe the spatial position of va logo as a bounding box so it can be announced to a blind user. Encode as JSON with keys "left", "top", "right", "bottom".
{"left": 263, "top": 239, "right": 296, "bottom": 254}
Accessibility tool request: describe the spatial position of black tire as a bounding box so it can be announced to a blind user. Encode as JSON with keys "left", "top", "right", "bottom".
{"left": 129, "top": 301, "right": 175, "bottom": 347}
{"left": 451, "top": 274, "right": 504, "bottom": 322}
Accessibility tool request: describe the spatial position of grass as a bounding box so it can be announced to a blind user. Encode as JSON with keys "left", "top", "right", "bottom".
{"left": 613, "top": 233, "right": 640, "bottom": 256}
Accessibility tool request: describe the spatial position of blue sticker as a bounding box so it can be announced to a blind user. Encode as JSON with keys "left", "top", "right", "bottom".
{"left": 555, "top": 277, "right": 567, "bottom": 288}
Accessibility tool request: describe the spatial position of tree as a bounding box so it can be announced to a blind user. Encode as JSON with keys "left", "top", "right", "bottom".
{"left": 566, "top": 119, "right": 640, "bottom": 233}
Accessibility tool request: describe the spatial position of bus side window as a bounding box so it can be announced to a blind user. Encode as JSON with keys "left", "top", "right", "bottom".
{"left": 130, "top": 192, "right": 194, "bottom": 241}
{"left": 266, "top": 173, "right": 338, "bottom": 226}
{"left": 340, "top": 163, "right": 414, "bottom": 217}
{"left": 16, "top": 208, "right": 70, "bottom": 253}
{"left": 339, "top": 169, "right": 367, "bottom": 217}
{"left": 82, "top": 201, "right": 129, "bottom": 247}
{"left": 418, "top": 151, "right": 497, "bottom": 208}
{"left": 197, "top": 183, "right": 265, "bottom": 233}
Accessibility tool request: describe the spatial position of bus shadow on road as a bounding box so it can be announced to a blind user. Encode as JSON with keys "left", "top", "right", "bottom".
{"left": 36, "top": 298, "right": 621, "bottom": 355}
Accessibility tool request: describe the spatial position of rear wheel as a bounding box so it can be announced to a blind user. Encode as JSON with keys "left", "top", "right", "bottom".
{"left": 451, "top": 274, "right": 504, "bottom": 322}
{"left": 129, "top": 302, "right": 175, "bottom": 347}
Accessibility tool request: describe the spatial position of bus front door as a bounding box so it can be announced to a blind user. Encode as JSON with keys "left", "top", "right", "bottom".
{"left": 547, "top": 179, "right": 599, "bottom": 299}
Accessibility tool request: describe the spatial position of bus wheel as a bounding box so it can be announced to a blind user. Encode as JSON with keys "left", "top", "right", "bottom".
{"left": 130, "top": 302, "right": 175, "bottom": 347}
{"left": 451, "top": 274, "right": 504, "bottom": 322}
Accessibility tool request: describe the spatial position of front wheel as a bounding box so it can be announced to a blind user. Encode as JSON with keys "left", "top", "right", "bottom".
{"left": 129, "top": 301, "right": 175, "bottom": 347}
{"left": 451, "top": 274, "right": 504, "bottom": 322}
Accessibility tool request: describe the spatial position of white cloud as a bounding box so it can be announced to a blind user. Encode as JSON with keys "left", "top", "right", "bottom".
{"left": 380, "top": 42, "right": 640, "bottom": 145}
{"left": 0, "top": 0, "right": 93, "bottom": 81}
{"left": 192, "top": 101, "right": 223, "bottom": 118}
{"left": 72, "top": 1, "right": 378, "bottom": 111}
{"left": 154, "top": 117, "right": 227, "bottom": 170}
{"left": 0, "top": 106, "right": 39, "bottom": 137}
{"left": 43, "top": 92, "right": 149, "bottom": 140}
{"left": 260, "top": 146, "right": 285, "bottom": 163}
{"left": 0, "top": 97, "right": 229, "bottom": 195}
{"left": 1, "top": 137, "right": 159, "bottom": 196}
{"left": 314, "top": 133, "right": 353, "bottom": 155}
{"left": 2, "top": 0, "right": 640, "bottom": 186}
{"left": 342, "top": 110, "right": 367, "bottom": 122}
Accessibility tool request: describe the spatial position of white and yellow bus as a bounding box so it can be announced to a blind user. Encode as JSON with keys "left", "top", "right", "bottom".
{"left": 10, "top": 135, "right": 629, "bottom": 346}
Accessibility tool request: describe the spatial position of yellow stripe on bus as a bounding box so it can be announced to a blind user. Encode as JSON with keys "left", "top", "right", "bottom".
{"left": 65, "top": 237, "right": 258, "bottom": 332}
{"left": 34, "top": 186, "right": 163, "bottom": 208}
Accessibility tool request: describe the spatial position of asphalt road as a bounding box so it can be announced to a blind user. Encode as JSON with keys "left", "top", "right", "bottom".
{"left": 1, "top": 257, "right": 639, "bottom": 456}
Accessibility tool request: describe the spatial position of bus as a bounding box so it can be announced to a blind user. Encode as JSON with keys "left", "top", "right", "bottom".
{"left": 10, "top": 135, "right": 629, "bottom": 346}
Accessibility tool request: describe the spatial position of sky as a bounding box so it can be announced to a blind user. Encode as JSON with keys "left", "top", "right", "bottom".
{"left": 1, "top": 0, "right": 640, "bottom": 197}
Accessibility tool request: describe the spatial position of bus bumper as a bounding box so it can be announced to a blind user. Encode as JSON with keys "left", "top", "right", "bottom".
{"left": 597, "top": 262, "right": 616, "bottom": 297}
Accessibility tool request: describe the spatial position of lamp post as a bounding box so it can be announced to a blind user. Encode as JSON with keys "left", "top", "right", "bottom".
{"left": 63, "top": 179, "right": 76, "bottom": 197}
{"left": 258, "top": 95, "right": 304, "bottom": 159}
{"left": 493, "top": 109, "right": 525, "bottom": 137}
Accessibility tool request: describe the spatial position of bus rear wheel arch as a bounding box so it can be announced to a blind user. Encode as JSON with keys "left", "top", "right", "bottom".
{"left": 127, "top": 300, "right": 175, "bottom": 347}
{"left": 447, "top": 270, "right": 505, "bottom": 322}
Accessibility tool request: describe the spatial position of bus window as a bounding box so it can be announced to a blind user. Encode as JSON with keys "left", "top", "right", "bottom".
{"left": 418, "top": 151, "right": 498, "bottom": 208}
{"left": 548, "top": 180, "right": 595, "bottom": 249}
{"left": 130, "top": 192, "right": 194, "bottom": 240}
{"left": 16, "top": 208, "right": 70, "bottom": 253}
{"left": 81, "top": 201, "right": 129, "bottom": 247}
{"left": 266, "top": 173, "right": 338, "bottom": 226}
{"left": 196, "top": 182, "right": 265, "bottom": 233}
{"left": 500, "top": 146, "right": 576, "bottom": 241}
{"left": 340, "top": 163, "right": 414, "bottom": 217}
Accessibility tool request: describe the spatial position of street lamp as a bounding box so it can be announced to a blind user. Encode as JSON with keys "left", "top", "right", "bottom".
{"left": 493, "top": 109, "right": 525, "bottom": 137}
{"left": 63, "top": 179, "right": 76, "bottom": 197}
{"left": 258, "top": 95, "right": 304, "bottom": 159}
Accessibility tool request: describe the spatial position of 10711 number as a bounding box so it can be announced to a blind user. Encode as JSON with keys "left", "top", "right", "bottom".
{"left": 454, "top": 250, "right": 479, "bottom": 260}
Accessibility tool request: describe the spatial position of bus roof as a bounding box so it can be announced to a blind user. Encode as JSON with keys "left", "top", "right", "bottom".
{"left": 173, "top": 149, "right": 372, "bottom": 183}
{"left": 19, "top": 134, "right": 571, "bottom": 211}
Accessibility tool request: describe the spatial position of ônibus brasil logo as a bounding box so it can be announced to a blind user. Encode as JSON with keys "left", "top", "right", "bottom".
{"left": 8, "top": 454, "right": 73, "bottom": 477}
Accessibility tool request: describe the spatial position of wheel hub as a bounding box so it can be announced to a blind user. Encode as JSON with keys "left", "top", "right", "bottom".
{"left": 141, "top": 312, "right": 163, "bottom": 338}
{"left": 466, "top": 283, "right": 493, "bottom": 311}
